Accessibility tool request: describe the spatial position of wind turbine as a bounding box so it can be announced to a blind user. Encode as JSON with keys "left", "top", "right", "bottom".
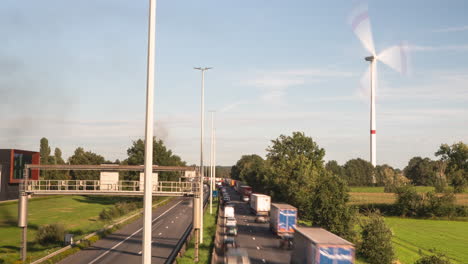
{"left": 349, "top": 2, "right": 408, "bottom": 178}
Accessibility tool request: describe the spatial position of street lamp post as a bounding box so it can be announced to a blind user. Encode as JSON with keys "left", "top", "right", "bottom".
{"left": 142, "top": 0, "right": 157, "bottom": 263}
{"left": 209, "top": 111, "right": 215, "bottom": 214}
{"left": 194, "top": 67, "right": 212, "bottom": 247}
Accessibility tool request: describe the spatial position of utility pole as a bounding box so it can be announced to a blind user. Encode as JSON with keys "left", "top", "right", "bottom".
{"left": 143, "top": 0, "right": 157, "bottom": 263}
{"left": 194, "top": 67, "right": 212, "bottom": 246}
{"left": 18, "top": 168, "right": 29, "bottom": 262}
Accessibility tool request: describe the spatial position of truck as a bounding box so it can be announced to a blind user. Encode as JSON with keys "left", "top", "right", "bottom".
{"left": 239, "top": 185, "right": 252, "bottom": 202}
{"left": 269, "top": 203, "right": 297, "bottom": 235}
{"left": 250, "top": 194, "right": 271, "bottom": 216}
{"left": 224, "top": 205, "right": 235, "bottom": 218}
{"left": 290, "top": 227, "right": 355, "bottom": 264}
{"left": 235, "top": 181, "right": 243, "bottom": 192}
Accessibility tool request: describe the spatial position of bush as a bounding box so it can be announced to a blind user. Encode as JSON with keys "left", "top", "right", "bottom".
{"left": 99, "top": 202, "right": 139, "bottom": 221}
{"left": 395, "top": 186, "right": 422, "bottom": 217}
{"left": 422, "top": 191, "right": 456, "bottom": 217}
{"left": 415, "top": 254, "right": 452, "bottom": 264}
{"left": 36, "top": 223, "right": 66, "bottom": 246}
{"left": 358, "top": 213, "right": 394, "bottom": 264}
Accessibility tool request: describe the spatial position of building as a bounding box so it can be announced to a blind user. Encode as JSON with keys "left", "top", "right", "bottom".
{"left": 0, "top": 149, "right": 40, "bottom": 201}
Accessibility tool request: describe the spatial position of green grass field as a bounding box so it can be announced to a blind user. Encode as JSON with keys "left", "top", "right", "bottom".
{"left": 0, "top": 195, "right": 157, "bottom": 263}
{"left": 385, "top": 217, "right": 468, "bottom": 264}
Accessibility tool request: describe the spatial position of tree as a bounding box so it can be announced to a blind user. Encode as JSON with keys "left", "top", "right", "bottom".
{"left": 343, "top": 158, "right": 374, "bottom": 186}
{"left": 435, "top": 142, "right": 468, "bottom": 193}
{"left": 68, "top": 147, "right": 106, "bottom": 180}
{"left": 50, "top": 147, "right": 68, "bottom": 180}
{"left": 231, "top": 155, "right": 267, "bottom": 193}
{"left": 265, "top": 132, "right": 325, "bottom": 214}
{"left": 404, "top": 157, "right": 439, "bottom": 186}
{"left": 375, "top": 164, "right": 410, "bottom": 191}
{"left": 54, "top": 148, "right": 65, "bottom": 165}
{"left": 124, "top": 138, "right": 186, "bottom": 181}
{"left": 325, "top": 160, "right": 344, "bottom": 177}
{"left": 40, "top": 137, "right": 52, "bottom": 178}
{"left": 307, "top": 172, "right": 356, "bottom": 239}
{"left": 358, "top": 213, "right": 394, "bottom": 264}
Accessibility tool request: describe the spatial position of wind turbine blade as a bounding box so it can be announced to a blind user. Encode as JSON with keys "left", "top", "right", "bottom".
{"left": 377, "top": 43, "right": 409, "bottom": 74}
{"left": 349, "top": 2, "right": 376, "bottom": 55}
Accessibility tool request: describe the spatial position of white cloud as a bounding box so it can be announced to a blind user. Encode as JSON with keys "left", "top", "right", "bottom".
{"left": 433, "top": 25, "right": 468, "bottom": 33}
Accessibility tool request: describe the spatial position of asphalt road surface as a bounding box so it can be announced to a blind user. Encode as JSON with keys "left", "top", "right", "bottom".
{"left": 225, "top": 187, "right": 292, "bottom": 264}
{"left": 59, "top": 197, "right": 193, "bottom": 264}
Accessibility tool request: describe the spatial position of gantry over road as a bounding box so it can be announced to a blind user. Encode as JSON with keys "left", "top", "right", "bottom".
{"left": 21, "top": 164, "right": 199, "bottom": 197}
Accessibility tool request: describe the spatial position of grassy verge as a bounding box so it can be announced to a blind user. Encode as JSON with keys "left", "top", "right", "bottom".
{"left": 0, "top": 195, "right": 169, "bottom": 264}
{"left": 177, "top": 201, "right": 219, "bottom": 264}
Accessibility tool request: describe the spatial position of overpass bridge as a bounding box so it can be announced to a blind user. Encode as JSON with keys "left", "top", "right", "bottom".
{"left": 20, "top": 164, "right": 199, "bottom": 197}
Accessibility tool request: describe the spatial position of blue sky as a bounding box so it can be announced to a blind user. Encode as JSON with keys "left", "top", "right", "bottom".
{"left": 1, "top": 0, "right": 467, "bottom": 169}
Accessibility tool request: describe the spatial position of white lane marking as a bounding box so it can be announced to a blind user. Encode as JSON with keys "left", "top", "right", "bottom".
{"left": 257, "top": 246, "right": 260, "bottom": 250}
{"left": 165, "top": 226, "right": 169, "bottom": 229}
{"left": 159, "top": 232, "right": 162, "bottom": 235}
{"left": 88, "top": 200, "right": 183, "bottom": 264}
{"left": 262, "top": 259, "right": 266, "bottom": 263}
{"left": 171, "top": 221, "right": 174, "bottom": 223}
{"left": 138, "top": 250, "right": 142, "bottom": 255}
{"left": 252, "top": 237, "right": 255, "bottom": 240}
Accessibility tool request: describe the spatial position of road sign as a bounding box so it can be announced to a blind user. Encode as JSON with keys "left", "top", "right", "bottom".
{"left": 212, "top": 190, "right": 218, "bottom": 198}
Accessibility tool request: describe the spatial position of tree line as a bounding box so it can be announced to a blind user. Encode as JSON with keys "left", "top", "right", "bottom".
{"left": 39, "top": 137, "right": 186, "bottom": 181}
{"left": 323, "top": 142, "right": 467, "bottom": 193}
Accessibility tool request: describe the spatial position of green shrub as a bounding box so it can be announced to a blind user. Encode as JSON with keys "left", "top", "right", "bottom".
{"left": 36, "top": 223, "right": 66, "bottom": 246}
{"left": 422, "top": 191, "right": 456, "bottom": 217}
{"left": 415, "top": 254, "right": 452, "bottom": 264}
{"left": 358, "top": 213, "right": 394, "bottom": 264}
{"left": 99, "top": 202, "right": 139, "bottom": 221}
{"left": 395, "top": 186, "right": 423, "bottom": 217}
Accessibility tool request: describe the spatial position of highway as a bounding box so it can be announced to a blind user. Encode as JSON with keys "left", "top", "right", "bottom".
{"left": 225, "top": 187, "right": 292, "bottom": 264}
{"left": 58, "top": 196, "right": 196, "bottom": 264}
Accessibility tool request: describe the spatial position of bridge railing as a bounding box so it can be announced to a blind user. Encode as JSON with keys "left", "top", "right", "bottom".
{"left": 23, "top": 180, "right": 198, "bottom": 194}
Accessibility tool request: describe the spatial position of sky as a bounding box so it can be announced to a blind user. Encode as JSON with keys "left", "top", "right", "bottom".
{"left": 0, "top": 0, "right": 467, "bottom": 169}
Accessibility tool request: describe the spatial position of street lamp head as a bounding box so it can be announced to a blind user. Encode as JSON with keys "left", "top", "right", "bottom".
{"left": 194, "top": 67, "right": 213, "bottom": 71}
{"left": 365, "top": 56, "right": 375, "bottom": 62}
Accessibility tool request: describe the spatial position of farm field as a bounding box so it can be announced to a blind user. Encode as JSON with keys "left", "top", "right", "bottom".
{"left": 350, "top": 186, "right": 436, "bottom": 193}
{"left": 0, "top": 195, "right": 161, "bottom": 263}
{"left": 349, "top": 186, "right": 468, "bottom": 206}
{"left": 385, "top": 217, "right": 468, "bottom": 264}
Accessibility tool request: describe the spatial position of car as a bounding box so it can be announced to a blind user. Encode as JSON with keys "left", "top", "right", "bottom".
{"left": 226, "top": 217, "right": 237, "bottom": 226}
{"left": 223, "top": 237, "right": 238, "bottom": 251}
{"left": 226, "top": 225, "right": 238, "bottom": 236}
{"left": 242, "top": 196, "right": 249, "bottom": 202}
{"left": 225, "top": 248, "right": 251, "bottom": 264}
{"left": 254, "top": 215, "right": 268, "bottom": 223}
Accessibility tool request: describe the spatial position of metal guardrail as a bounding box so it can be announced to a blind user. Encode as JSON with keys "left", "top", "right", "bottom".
{"left": 166, "top": 190, "right": 210, "bottom": 264}
{"left": 22, "top": 180, "right": 198, "bottom": 196}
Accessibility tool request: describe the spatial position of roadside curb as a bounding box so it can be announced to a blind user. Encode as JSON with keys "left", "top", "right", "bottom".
{"left": 29, "top": 198, "right": 171, "bottom": 264}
